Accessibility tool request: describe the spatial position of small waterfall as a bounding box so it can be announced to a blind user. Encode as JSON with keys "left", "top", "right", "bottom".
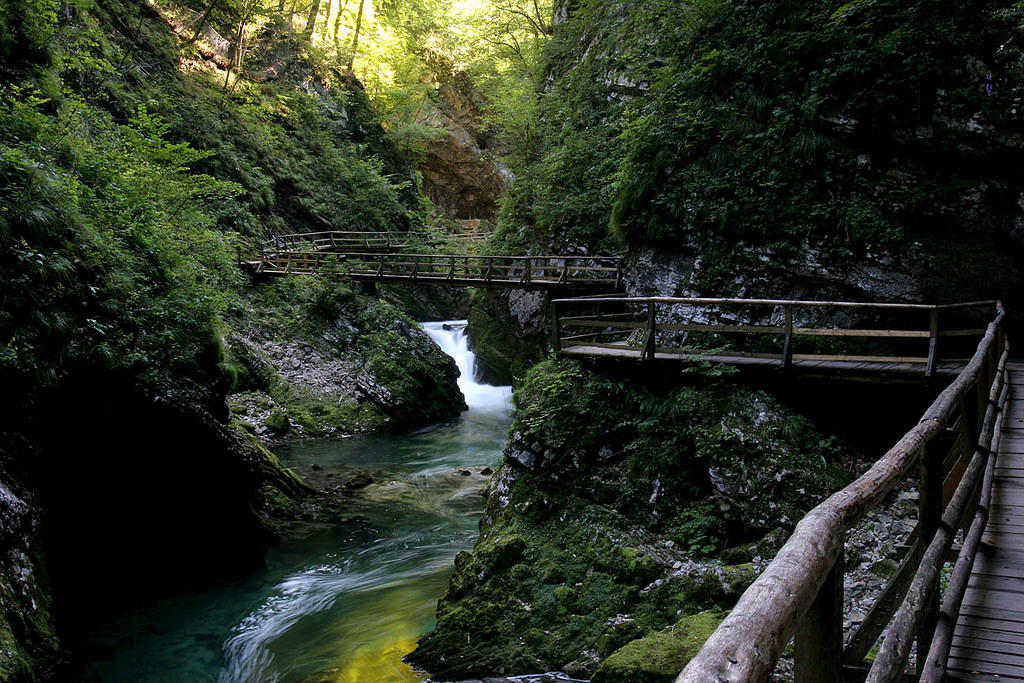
{"left": 421, "top": 321, "right": 512, "bottom": 414}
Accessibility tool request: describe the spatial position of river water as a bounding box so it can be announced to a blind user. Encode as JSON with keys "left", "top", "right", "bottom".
{"left": 73, "top": 322, "right": 513, "bottom": 682}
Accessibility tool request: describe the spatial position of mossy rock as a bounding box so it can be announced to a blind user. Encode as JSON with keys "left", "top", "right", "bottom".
{"left": 591, "top": 611, "right": 726, "bottom": 683}
{"left": 264, "top": 410, "right": 291, "bottom": 434}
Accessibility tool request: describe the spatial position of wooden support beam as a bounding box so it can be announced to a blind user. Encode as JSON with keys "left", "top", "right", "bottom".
{"left": 795, "top": 553, "right": 844, "bottom": 683}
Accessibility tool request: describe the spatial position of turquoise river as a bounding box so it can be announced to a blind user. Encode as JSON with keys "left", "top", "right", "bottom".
{"left": 71, "top": 322, "right": 513, "bottom": 683}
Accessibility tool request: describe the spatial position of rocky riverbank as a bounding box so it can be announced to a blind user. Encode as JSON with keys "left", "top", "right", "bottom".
{"left": 408, "top": 358, "right": 855, "bottom": 680}
{"left": 225, "top": 280, "right": 467, "bottom": 443}
{"left": 404, "top": 350, "right": 924, "bottom": 682}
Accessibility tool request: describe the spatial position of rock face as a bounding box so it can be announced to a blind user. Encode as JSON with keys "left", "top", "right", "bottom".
{"left": 227, "top": 287, "right": 467, "bottom": 440}
{"left": 409, "top": 359, "right": 847, "bottom": 679}
{"left": 0, "top": 377, "right": 311, "bottom": 680}
{"left": 0, "top": 441, "right": 58, "bottom": 683}
{"left": 417, "top": 69, "right": 509, "bottom": 221}
{"left": 466, "top": 290, "right": 551, "bottom": 385}
{"left": 490, "top": 0, "right": 1024, "bottom": 335}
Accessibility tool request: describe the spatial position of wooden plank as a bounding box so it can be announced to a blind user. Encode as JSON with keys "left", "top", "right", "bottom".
{"left": 948, "top": 654, "right": 1024, "bottom": 678}
{"left": 967, "top": 575, "right": 1024, "bottom": 594}
{"left": 956, "top": 611, "right": 1024, "bottom": 633}
{"left": 959, "top": 602, "right": 1024, "bottom": 623}
{"left": 950, "top": 642, "right": 1024, "bottom": 664}
{"left": 939, "top": 329, "right": 989, "bottom": 337}
{"left": 947, "top": 672, "right": 1023, "bottom": 682}
{"left": 955, "top": 622, "right": 1024, "bottom": 646}
{"left": 791, "top": 353, "right": 929, "bottom": 364}
{"left": 658, "top": 323, "right": 785, "bottom": 334}
{"left": 792, "top": 327, "right": 930, "bottom": 338}
{"left": 564, "top": 320, "right": 648, "bottom": 330}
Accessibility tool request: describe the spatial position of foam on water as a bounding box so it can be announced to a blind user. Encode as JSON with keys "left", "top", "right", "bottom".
{"left": 420, "top": 320, "right": 513, "bottom": 414}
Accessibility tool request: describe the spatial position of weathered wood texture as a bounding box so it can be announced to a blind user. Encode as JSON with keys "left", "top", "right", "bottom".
{"left": 553, "top": 297, "right": 996, "bottom": 378}
{"left": 244, "top": 251, "right": 625, "bottom": 291}
{"left": 675, "top": 304, "right": 1006, "bottom": 683}
{"left": 267, "top": 230, "right": 414, "bottom": 252}
{"left": 937, "top": 364, "right": 1024, "bottom": 682}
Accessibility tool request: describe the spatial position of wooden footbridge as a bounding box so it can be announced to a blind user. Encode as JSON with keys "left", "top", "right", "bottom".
{"left": 552, "top": 297, "right": 994, "bottom": 378}
{"left": 244, "top": 231, "right": 623, "bottom": 292}
{"left": 554, "top": 298, "right": 1013, "bottom": 681}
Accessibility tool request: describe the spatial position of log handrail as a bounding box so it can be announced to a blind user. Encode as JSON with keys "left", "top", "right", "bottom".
{"left": 674, "top": 302, "right": 1007, "bottom": 682}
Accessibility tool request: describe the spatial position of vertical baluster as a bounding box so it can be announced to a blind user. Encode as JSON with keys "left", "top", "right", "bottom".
{"left": 916, "top": 441, "right": 944, "bottom": 674}
{"left": 795, "top": 553, "right": 844, "bottom": 683}
{"left": 642, "top": 301, "right": 657, "bottom": 360}
{"left": 782, "top": 304, "right": 794, "bottom": 370}
{"left": 551, "top": 302, "right": 562, "bottom": 352}
{"left": 926, "top": 309, "right": 939, "bottom": 377}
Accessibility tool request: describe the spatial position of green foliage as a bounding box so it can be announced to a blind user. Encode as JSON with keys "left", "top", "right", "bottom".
{"left": 0, "top": 0, "right": 425, "bottom": 411}
{"left": 0, "top": 80, "right": 241, "bottom": 403}
{"left": 498, "top": 0, "right": 1024, "bottom": 262}
{"left": 512, "top": 359, "right": 847, "bottom": 543}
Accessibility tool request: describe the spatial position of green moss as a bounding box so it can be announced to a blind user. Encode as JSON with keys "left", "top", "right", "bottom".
{"left": 264, "top": 410, "right": 291, "bottom": 434}
{"left": 871, "top": 558, "right": 899, "bottom": 579}
{"left": 412, "top": 360, "right": 848, "bottom": 679}
{"left": 592, "top": 611, "right": 726, "bottom": 683}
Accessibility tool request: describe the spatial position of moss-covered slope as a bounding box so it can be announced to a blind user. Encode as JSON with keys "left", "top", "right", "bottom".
{"left": 0, "top": 0, "right": 460, "bottom": 679}
{"left": 494, "top": 0, "right": 1024, "bottom": 302}
{"left": 409, "top": 359, "right": 848, "bottom": 679}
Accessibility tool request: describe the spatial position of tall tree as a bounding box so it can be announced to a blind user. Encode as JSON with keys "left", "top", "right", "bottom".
{"left": 304, "top": 0, "right": 322, "bottom": 38}
{"left": 346, "top": 0, "right": 365, "bottom": 70}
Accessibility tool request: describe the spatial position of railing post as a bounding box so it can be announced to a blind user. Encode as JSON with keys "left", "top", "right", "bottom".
{"left": 926, "top": 308, "right": 939, "bottom": 377}
{"left": 916, "top": 441, "right": 944, "bottom": 674}
{"left": 642, "top": 301, "right": 656, "bottom": 360}
{"left": 782, "top": 304, "right": 794, "bottom": 370}
{"left": 615, "top": 259, "right": 623, "bottom": 290}
{"left": 523, "top": 257, "right": 532, "bottom": 284}
{"left": 794, "top": 552, "right": 844, "bottom": 683}
{"left": 552, "top": 302, "right": 562, "bottom": 352}
{"left": 448, "top": 256, "right": 455, "bottom": 280}
{"left": 559, "top": 258, "right": 569, "bottom": 285}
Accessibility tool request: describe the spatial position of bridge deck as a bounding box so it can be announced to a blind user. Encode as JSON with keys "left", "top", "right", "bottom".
{"left": 949, "top": 362, "right": 1024, "bottom": 681}
{"left": 560, "top": 343, "right": 967, "bottom": 377}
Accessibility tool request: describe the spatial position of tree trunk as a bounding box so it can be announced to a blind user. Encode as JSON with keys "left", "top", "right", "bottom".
{"left": 304, "top": 0, "right": 322, "bottom": 39}
{"left": 346, "top": 0, "right": 365, "bottom": 70}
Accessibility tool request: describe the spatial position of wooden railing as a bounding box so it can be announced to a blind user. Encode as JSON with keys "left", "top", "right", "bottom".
{"left": 266, "top": 231, "right": 414, "bottom": 252}
{"left": 551, "top": 297, "right": 995, "bottom": 377}
{"left": 670, "top": 301, "right": 1008, "bottom": 682}
{"left": 249, "top": 251, "right": 625, "bottom": 290}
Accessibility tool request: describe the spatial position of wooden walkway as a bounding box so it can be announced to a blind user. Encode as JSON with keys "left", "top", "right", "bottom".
{"left": 553, "top": 297, "right": 995, "bottom": 379}
{"left": 949, "top": 361, "right": 1024, "bottom": 681}
{"left": 244, "top": 251, "right": 624, "bottom": 292}
{"left": 559, "top": 343, "right": 969, "bottom": 378}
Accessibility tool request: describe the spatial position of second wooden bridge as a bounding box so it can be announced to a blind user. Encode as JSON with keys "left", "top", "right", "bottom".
{"left": 553, "top": 296, "right": 994, "bottom": 378}
{"left": 244, "top": 230, "right": 624, "bottom": 291}
{"left": 246, "top": 250, "right": 624, "bottom": 291}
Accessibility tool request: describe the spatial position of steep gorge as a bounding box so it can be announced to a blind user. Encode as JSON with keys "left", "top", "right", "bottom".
{"left": 4, "top": 0, "right": 1024, "bottom": 681}
{"left": 416, "top": 0, "right": 1024, "bottom": 680}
